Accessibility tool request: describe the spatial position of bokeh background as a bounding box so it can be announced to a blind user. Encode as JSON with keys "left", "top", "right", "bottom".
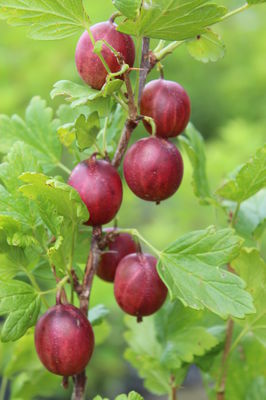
{"left": 0, "top": 0, "right": 265, "bottom": 399}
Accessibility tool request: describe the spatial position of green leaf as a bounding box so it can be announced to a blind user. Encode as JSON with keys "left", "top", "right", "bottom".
{"left": 246, "top": 377, "right": 266, "bottom": 400}
{"left": 0, "top": 0, "right": 89, "bottom": 40}
{"left": 0, "top": 97, "right": 61, "bottom": 173}
{"left": 186, "top": 29, "right": 225, "bottom": 63}
{"left": 19, "top": 172, "right": 88, "bottom": 224}
{"left": 75, "top": 113, "right": 100, "bottom": 151}
{"left": 157, "top": 226, "right": 255, "bottom": 318}
{"left": 88, "top": 305, "right": 109, "bottom": 326}
{"left": 155, "top": 301, "right": 219, "bottom": 369}
{"left": 179, "top": 123, "right": 211, "bottom": 205}
{"left": 0, "top": 280, "right": 41, "bottom": 342}
{"left": 216, "top": 145, "right": 266, "bottom": 203}
{"left": 247, "top": 0, "right": 266, "bottom": 4}
{"left": 124, "top": 316, "right": 187, "bottom": 395}
{"left": 224, "top": 189, "right": 266, "bottom": 241}
{"left": 113, "top": 0, "right": 141, "bottom": 18}
{"left": 117, "top": 1, "right": 227, "bottom": 41}
{"left": 232, "top": 248, "right": 266, "bottom": 347}
{"left": 51, "top": 80, "right": 113, "bottom": 117}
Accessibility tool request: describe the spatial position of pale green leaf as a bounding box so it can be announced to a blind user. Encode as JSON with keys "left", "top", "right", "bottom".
{"left": 216, "top": 145, "right": 266, "bottom": 203}
{"left": 179, "top": 123, "right": 211, "bottom": 204}
{"left": 0, "top": 0, "right": 89, "bottom": 40}
{"left": 0, "top": 97, "right": 61, "bottom": 173}
{"left": 0, "top": 280, "right": 41, "bottom": 342}
{"left": 186, "top": 29, "right": 225, "bottom": 63}
{"left": 232, "top": 248, "right": 266, "bottom": 347}
{"left": 157, "top": 226, "right": 255, "bottom": 318}
{"left": 88, "top": 304, "right": 109, "bottom": 326}
{"left": 75, "top": 112, "right": 100, "bottom": 151}
{"left": 117, "top": 0, "right": 227, "bottom": 41}
{"left": 113, "top": 0, "right": 141, "bottom": 18}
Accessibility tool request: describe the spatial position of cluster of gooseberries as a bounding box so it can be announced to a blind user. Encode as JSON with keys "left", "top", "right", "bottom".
{"left": 35, "top": 20, "right": 190, "bottom": 379}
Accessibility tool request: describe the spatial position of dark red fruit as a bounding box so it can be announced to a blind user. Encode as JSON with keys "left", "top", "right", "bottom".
{"left": 68, "top": 158, "right": 123, "bottom": 226}
{"left": 75, "top": 21, "right": 135, "bottom": 90}
{"left": 123, "top": 137, "right": 184, "bottom": 202}
{"left": 97, "top": 228, "right": 138, "bottom": 282}
{"left": 35, "top": 304, "right": 94, "bottom": 376}
{"left": 140, "top": 79, "right": 191, "bottom": 138}
{"left": 114, "top": 253, "right": 167, "bottom": 320}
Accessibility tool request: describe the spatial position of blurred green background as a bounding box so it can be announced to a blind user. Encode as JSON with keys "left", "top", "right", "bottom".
{"left": 0, "top": 0, "right": 265, "bottom": 399}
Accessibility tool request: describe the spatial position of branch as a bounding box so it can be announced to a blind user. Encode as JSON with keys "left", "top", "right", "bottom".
{"left": 112, "top": 118, "right": 139, "bottom": 169}
{"left": 138, "top": 37, "right": 150, "bottom": 104}
{"left": 217, "top": 318, "right": 234, "bottom": 400}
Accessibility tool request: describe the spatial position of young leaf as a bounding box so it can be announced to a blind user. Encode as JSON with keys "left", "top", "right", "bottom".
{"left": 51, "top": 80, "right": 112, "bottom": 117}
{"left": 117, "top": 0, "right": 227, "bottom": 41}
{"left": 113, "top": 0, "right": 141, "bottom": 18}
{"left": 232, "top": 248, "right": 266, "bottom": 347}
{"left": 0, "top": 280, "right": 41, "bottom": 342}
{"left": 88, "top": 305, "right": 109, "bottom": 327}
{"left": 75, "top": 113, "right": 100, "bottom": 151}
{"left": 186, "top": 29, "right": 225, "bottom": 63}
{"left": 157, "top": 226, "right": 255, "bottom": 318}
{"left": 0, "top": 97, "right": 61, "bottom": 173}
{"left": 216, "top": 145, "right": 266, "bottom": 203}
{"left": 19, "top": 172, "right": 89, "bottom": 224}
{"left": 0, "top": 0, "right": 89, "bottom": 40}
{"left": 179, "top": 123, "right": 212, "bottom": 205}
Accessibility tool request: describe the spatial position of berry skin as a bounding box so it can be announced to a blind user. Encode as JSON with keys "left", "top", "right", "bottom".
{"left": 68, "top": 158, "right": 123, "bottom": 226}
{"left": 140, "top": 79, "right": 191, "bottom": 138}
{"left": 97, "top": 228, "right": 138, "bottom": 282}
{"left": 114, "top": 253, "right": 167, "bottom": 320}
{"left": 75, "top": 21, "right": 135, "bottom": 90}
{"left": 123, "top": 137, "right": 184, "bottom": 203}
{"left": 35, "top": 304, "right": 94, "bottom": 377}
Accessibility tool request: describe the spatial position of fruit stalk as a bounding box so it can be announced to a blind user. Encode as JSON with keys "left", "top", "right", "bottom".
{"left": 138, "top": 37, "right": 150, "bottom": 104}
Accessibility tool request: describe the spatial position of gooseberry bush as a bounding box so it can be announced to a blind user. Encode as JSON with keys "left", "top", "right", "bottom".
{"left": 0, "top": 1, "right": 265, "bottom": 400}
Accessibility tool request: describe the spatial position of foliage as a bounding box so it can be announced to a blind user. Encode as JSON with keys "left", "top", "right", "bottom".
{"left": 0, "top": 0, "right": 265, "bottom": 400}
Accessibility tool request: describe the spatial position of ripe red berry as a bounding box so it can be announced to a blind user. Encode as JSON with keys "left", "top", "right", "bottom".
{"left": 68, "top": 157, "right": 123, "bottom": 226}
{"left": 75, "top": 21, "right": 135, "bottom": 90}
{"left": 123, "top": 137, "right": 184, "bottom": 203}
{"left": 97, "top": 228, "right": 138, "bottom": 282}
{"left": 140, "top": 79, "right": 191, "bottom": 138}
{"left": 114, "top": 253, "right": 167, "bottom": 320}
{"left": 35, "top": 304, "right": 94, "bottom": 376}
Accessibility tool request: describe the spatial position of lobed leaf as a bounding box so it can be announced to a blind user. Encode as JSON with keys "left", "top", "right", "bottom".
{"left": 157, "top": 226, "right": 255, "bottom": 318}
{"left": 216, "top": 145, "right": 266, "bottom": 203}
{"left": 0, "top": 280, "right": 41, "bottom": 342}
{"left": 186, "top": 29, "right": 225, "bottom": 63}
{"left": 0, "top": 0, "right": 89, "bottom": 40}
{"left": 0, "top": 97, "right": 61, "bottom": 173}
{"left": 117, "top": 0, "right": 227, "bottom": 41}
{"left": 113, "top": 0, "right": 141, "bottom": 18}
{"left": 232, "top": 248, "right": 266, "bottom": 347}
{"left": 75, "top": 112, "right": 100, "bottom": 151}
{"left": 179, "top": 123, "right": 212, "bottom": 204}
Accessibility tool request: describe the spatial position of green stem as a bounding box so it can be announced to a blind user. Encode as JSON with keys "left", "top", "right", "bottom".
{"left": 220, "top": 3, "right": 249, "bottom": 22}
{"left": 68, "top": 224, "right": 76, "bottom": 303}
{"left": 231, "top": 202, "right": 241, "bottom": 227}
{"left": 155, "top": 41, "right": 184, "bottom": 61}
{"left": 0, "top": 378, "right": 7, "bottom": 400}
{"left": 86, "top": 29, "right": 111, "bottom": 74}
{"left": 119, "top": 229, "right": 161, "bottom": 256}
{"left": 26, "top": 270, "right": 50, "bottom": 309}
{"left": 112, "top": 94, "right": 128, "bottom": 111}
{"left": 102, "top": 116, "right": 109, "bottom": 153}
{"left": 57, "top": 162, "right": 71, "bottom": 175}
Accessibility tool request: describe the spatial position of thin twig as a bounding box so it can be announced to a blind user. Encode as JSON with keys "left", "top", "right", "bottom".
{"left": 138, "top": 37, "right": 150, "bottom": 104}
{"left": 112, "top": 118, "right": 139, "bottom": 169}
